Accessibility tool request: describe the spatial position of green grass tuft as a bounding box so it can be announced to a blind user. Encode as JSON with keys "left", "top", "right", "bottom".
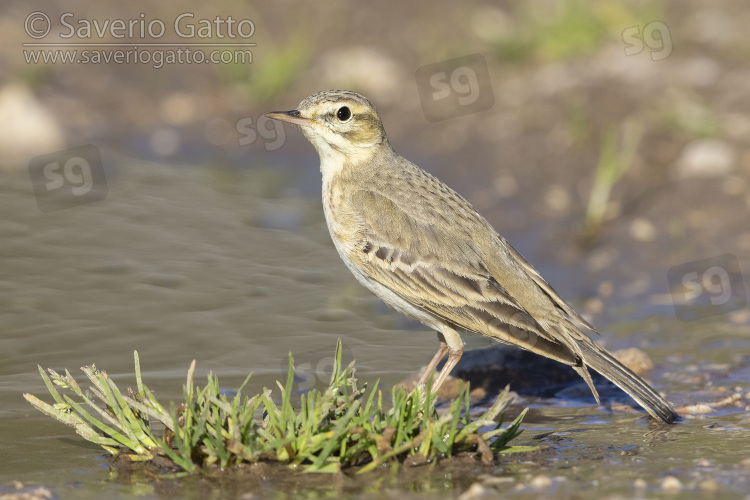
{"left": 24, "top": 340, "right": 532, "bottom": 475}
{"left": 581, "top": 117, "right": 643, "bottom": 244}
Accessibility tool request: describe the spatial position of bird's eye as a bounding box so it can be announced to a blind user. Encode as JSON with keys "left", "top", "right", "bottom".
{"left": 336, "top": 106, "right": 351, "bottom": 121}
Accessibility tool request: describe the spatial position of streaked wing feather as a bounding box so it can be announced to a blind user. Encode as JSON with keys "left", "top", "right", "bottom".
{"left": 350, "top": 190, "right": 579, "bottom": 365}
{"left": 501, "top": 240, "right": 597, "bottom": 333}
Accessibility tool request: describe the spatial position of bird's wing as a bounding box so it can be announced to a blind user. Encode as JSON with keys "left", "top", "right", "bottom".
{"left": 348, "top": 188, "right": 581, "bottom": 366}
{"left": 498, "top": 239, "right": 598, "bottom": 333}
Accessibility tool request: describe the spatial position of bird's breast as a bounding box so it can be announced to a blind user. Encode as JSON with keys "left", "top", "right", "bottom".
{"left": 322, "top": 175, "right": 362, "bottom": 257}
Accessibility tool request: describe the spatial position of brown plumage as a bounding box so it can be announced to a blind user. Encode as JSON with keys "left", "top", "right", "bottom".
{"left": 266, "top": 90, "right": 677, "bottom": 423}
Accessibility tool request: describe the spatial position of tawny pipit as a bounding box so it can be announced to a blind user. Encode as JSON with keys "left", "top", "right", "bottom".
{"left": 265, "top": 90, "right": 677, "bottom": 423}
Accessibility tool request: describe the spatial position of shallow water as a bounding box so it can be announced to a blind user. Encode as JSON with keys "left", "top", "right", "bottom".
{"left": 1, "top": 157, "right": 749, "bottom": 499}
{"left": 0, "top": 157, "right": 464, "bottom": 492}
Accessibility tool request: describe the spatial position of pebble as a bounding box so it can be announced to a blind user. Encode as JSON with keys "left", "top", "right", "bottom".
{"left": 729, "top": 309, "right": 750, "bottom": 324}
{"left": 159, "top": 92, "right": 199, "bottom": 126}
{"left": 629, "top": 217, "right": 657, "bottom": 242}
{"left": 544, "top": 184, "right": 571, "bottom": 213}
{"left": 660, "top": 476, "right": 683, "bottom": 494}
{"left": 633, "top": 478, "right": 647, "bottom": 490}
{"left": 529, "top": 475, "right": 553, "bottom": 489}
{"left": 584, "top": 297, "right": 604, "bottom": 315}
{"left": 676, "top": 139, "right": 736, "bottom": 178}
{"left": 597, "top": 281, "right": 614, "bottom": 297}
{"left": 0, "top": 85, "right": 64, "bottom": 170}
{"left": 458, "top": 482, "right": 495, "bottom": 500}
{"left": 613, "top": 348, "right": 654, "bottom": 375}
{"left": 0, "top": 482, "right": 57, "bottom": 500}
{"left": 713, "top": 393, "right": 742, "bottom": 407}
{"left": 675, "top": 403, "right": 714, "bottom": 414}
{"left": 699, "top": 479, "right": 720, "bottom": 493}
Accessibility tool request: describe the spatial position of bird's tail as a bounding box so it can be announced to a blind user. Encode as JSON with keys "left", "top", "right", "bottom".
{"left": 578, "top": 340, "right": 677, "bottom": 423}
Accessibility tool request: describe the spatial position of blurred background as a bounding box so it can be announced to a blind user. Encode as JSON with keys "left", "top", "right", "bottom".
{"left": 1, "top": 0, "right": 749, "bottom": 495}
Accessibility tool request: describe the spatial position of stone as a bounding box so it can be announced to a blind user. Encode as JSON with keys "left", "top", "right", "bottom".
{"left": 676, "top": 139, "right": 735, "bottom": 178}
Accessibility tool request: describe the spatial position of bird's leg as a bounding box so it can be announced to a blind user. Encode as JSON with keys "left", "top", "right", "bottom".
{"left": 430, "top": 349, "right": 462, "bottom": 394}
{"left": 429, "top": 327, "right": 464, "bottom": 394}
{"left": 417, "top": 332, "right": 448, "bottom": 387}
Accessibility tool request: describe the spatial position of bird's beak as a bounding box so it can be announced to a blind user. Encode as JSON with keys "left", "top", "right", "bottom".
{"left": 264, "top": 110, "right": 317, "bottom": 127}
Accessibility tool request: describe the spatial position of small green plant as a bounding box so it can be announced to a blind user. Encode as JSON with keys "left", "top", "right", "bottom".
{"left": 493, "top": 0, "right": 644, "bottom": 63}
{"left": 24, "top": 341, "right": 532, "bottom": 475}
{"left": 581, "top": 117, "right": 643, "bottom": 244}
{"left": 220, "top": 35, "right": 310, "bottom": 101}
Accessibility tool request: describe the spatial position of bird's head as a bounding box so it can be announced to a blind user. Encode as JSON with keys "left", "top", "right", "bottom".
{"left": 265, "top": 90, "right": 389, "bottom": 174}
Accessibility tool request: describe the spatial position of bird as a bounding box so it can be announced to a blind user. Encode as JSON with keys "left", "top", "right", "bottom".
{"left": 265, "top": 90, "right": 677, "bottom": 423}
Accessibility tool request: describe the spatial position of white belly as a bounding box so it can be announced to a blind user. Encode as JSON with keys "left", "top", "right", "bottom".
{"left": 321, "top": 191, "right": 446, "bottom": 333}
